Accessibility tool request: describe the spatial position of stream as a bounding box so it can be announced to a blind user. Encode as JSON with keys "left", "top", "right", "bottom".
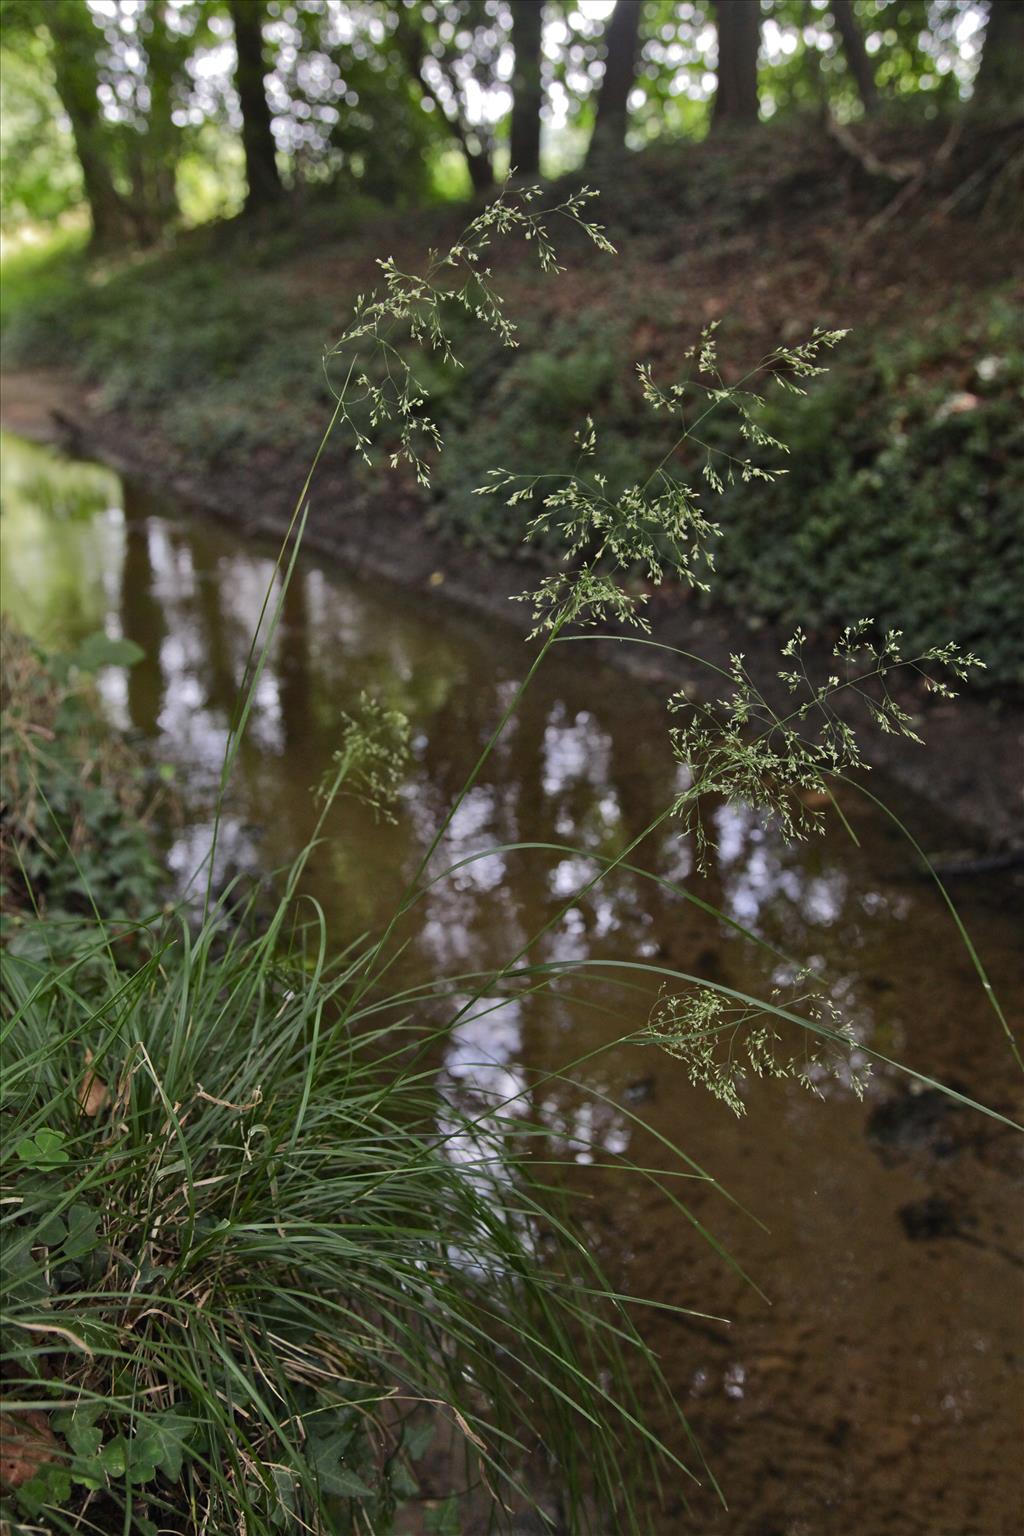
{"left": 2, "top": 429, "right": 1021, "bottom": 1536}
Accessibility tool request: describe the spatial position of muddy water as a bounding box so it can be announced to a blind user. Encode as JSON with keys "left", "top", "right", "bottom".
{"left": 2, "top": 431, "right": 1022, "bottom": 1535}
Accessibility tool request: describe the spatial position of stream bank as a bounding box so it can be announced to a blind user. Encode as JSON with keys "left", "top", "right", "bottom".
{"left": 3, "top": 366, "right": 1021, "bottom": 854}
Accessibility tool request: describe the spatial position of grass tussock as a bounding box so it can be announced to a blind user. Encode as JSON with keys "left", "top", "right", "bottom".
{"left": 1, "top": 878, "right": 694, "bottom": 1533}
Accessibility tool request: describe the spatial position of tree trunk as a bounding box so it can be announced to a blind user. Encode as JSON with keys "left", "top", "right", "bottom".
{"left": 139, "top": 2, "right": 185, "bottom": 234}
{"left": 393, "top": 8, "right": 494, "bottom": 194}
{"left": 833, "top": 0, "right": 878, "bottom": 115}
{"left": 464, "top": 148, "right": 493, "bottom": 194}
{"left": 972, "top": 0, "right": 1024, "bottom": 116}
{"left": 509, "top": 1, "right": 544, "bottom": 178}
{"left": 228, "top": 0, "right": 284, "bottom": 213}
{"left": 711, "top": 0, "right": 761, "bottom": 131}
{"left": 585, "top": 0, "right": 642, "bottom": 166}
{"left": 46, "top": 3, "right": 136, "bottom": 250}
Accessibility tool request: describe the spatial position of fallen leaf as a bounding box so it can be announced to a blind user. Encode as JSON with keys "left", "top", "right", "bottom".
{"left": 0, "top": 1410, "right": 59, "bottom": 1490}
{"left": 78, "top": 1049, "right": 110, "bottom": 1117}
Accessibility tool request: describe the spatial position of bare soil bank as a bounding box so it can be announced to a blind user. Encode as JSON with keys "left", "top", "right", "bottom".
{"left": 3, "top": 364, "right": 1022, "bottom": 855}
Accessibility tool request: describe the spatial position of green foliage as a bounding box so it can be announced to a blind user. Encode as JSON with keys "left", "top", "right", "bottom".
{"left": 483, "top": 324, "right": 848, "bottom": 635}
{"left": 2, "top": 236, "right": 330, "bottom": 459}
{"left": 5, "top": 166, "right": 1021, "bottom": 691}
{"left": 712, "top": 296, "right": 1024, "bottom": 690}
{"left": 0, "top": 21, "right": 82, "bottom": 233}
{"left": 0, "top": 0, "right": 1002, "bottom": 255}
{"left": 668, "top": 624, "right": 983, "bottom": 872}
{"left": 760, "top": 0, "right": 976, "bottom": 121}
{"left": 641, "top": 983, "right": 865, "bottom": 1116}
{"left": 430, "top": 311, "right": 645, "bottom": 550}
{"left": 325, "top": 694, "right": 412, "bottom": 822}
{"left": 321, "top": 182, "right": 616, "bottom": 487}
{"left": 409, "top": 291, "right": 1023, "bottom": 692}
{"left": 0, "top": 198, "right": 702, "bottom": 1535}
{"left": 271, "top": 0, "right": 449, "bottom": 204}
{"left": 0, "top": 625, "right": 161, "bottom": 932}
{"left": 0, "top": 225, "right": 87, "bottom": 333}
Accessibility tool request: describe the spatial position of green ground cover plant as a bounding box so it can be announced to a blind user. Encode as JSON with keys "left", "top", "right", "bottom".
{"left": 0, "top": 625, "right": 161, "bottom": 936}
{"left": 712, "top": 295, "right": 1024, "bottom": 690}
{"left": 2, "top": 186, "right": 1019, "bottom": 1536}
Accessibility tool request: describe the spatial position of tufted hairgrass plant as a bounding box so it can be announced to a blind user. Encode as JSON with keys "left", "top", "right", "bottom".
{"left": 1, "top": 867, "right": 718, "bottom": 1533}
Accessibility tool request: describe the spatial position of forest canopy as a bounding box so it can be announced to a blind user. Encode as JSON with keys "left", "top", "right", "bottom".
{"left": 1, "top": 0, "right": 1020, "bottom": 244}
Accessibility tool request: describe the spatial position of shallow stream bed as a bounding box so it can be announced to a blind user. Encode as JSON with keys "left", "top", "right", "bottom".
{"left": 2, "top": 431, "right": 1021, "bottom": 1535}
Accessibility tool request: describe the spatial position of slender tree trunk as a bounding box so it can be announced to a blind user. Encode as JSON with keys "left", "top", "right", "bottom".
{"left": 228, "top": 0, "right": 284, "bottom": 213}
{"left": 393, "top": 8, "right": 494, "bottom": 193}
{"left": 711, "top": 0, "right": 761, "bottom": 131}
{"left": 585, "top": 0, "right": 642, "bottom": 166}
{"left": 972, "top": 0, "right": 1024, "bottom": 115}
{"left": 140, "top": 2, "right": 185, "bottom": 233}
{"left": 509, "top": 1, "right": 544, "bottom": 178}
{"left": 46, "top": 3, "right": 136, "bottom": 250}
{"left": 833, "top": 0, "right": 878, "bottom": 115}
{"left": 464, "top": 140, "right": 495, "bottom": 194}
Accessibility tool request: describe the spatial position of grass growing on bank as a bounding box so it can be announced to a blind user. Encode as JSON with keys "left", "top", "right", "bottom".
{"left": 0, "top": 624, "right": 159, "bottom": 937}
{"left": 2, "top": 860, "right": 697, "bottom": 1532}
{"left": 0, "top": 228, "right": 87, "bottom": 334}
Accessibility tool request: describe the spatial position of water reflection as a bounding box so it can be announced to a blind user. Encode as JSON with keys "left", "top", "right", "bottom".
{"left": 0, "top": 430, "right": 1009, "bottom": 1108}
{"left": 0, "top": 437, "right": 124, "bottom": 643}
{"left": 2, "top": 430, "right": 1021, "bottom": 1535}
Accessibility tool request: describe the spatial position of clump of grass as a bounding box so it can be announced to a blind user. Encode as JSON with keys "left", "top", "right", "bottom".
{"left": 1, "top": 862, "right": 695, "bottom": 1533}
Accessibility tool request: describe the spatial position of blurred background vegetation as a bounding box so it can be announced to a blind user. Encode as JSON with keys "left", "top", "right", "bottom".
{"left": 1, "top": 0, "right": 1022, "bottom": 686}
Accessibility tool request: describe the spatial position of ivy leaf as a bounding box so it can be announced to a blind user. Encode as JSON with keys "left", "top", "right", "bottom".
{"left": 55, "top": 1404, "right": 102, "bottom": 1460}
{"left": 61, "top": 1202, "right": 100, "bottom": 1263}
{"left": 322, "top": 1464, "right": 375, "bottom": 1498}
{"left": 133, "top": 1411, "right": 193, "bottom": 1483}
{"left": 36, "top": 1212, "right": 67, "bottom": 1248}
{"left": 16, "top": 1460, "right": 72, "bottom": 1516}
{"left": 54, "top": 1405, "right": 104, "bottom": 1488}
{"left": 390, "top": 1461, "right": 418, "bottom": 1499}
{"left": 0, "top": 1243, "right": 47, "bottom": 1309}
{"left": 309, "top": 1429, "right": 373, "bottom": 1499}
{"left": 100, "top": 1435, "right": 127, "bottom": 1477}
{"left": 269, "top": 1463, "right": 299, "bottom": 1527}
{"left": 403, "top": 1418, "right": 435, "bottom": 1462}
